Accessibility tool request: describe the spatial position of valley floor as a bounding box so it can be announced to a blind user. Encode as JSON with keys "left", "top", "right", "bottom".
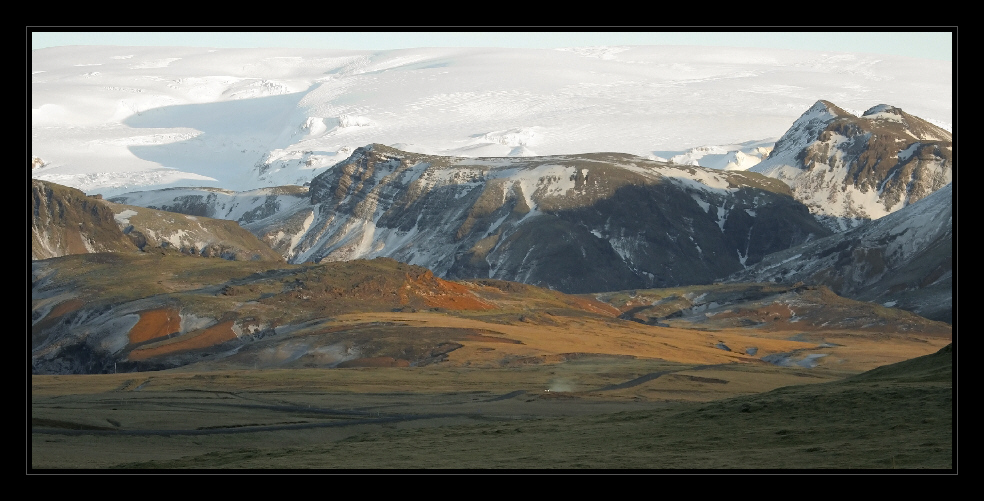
{"left": 30, "top": 356, "right": 952, "bottom": 470}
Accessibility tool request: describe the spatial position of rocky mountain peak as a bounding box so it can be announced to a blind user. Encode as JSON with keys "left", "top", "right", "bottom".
{"left": 766, "top": 100, "right": 854, "bottom": 162}
{"left": 859, "top": 104, "right": 951, "bottom": 142}
{"left": 812, "top": 100, "right": 855, "bottom": 119}
{"left": 863, "top": 104, "right": 902, "bottom": 117}
{"left": 751, "top": 100, "right": 952, "bottom": 231}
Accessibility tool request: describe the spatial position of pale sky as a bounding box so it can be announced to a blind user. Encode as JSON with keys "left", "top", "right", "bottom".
{"left": 29, "top": 30, "right": 954, "bottom": 61}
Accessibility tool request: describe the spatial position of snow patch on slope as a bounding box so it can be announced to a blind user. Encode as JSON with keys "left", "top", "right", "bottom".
{"left": 114, "top": 209, "right": 138, "bottom": 226}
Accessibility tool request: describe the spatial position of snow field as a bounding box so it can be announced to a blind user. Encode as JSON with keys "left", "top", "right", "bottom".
{"left": 33, "top": 45, "right": 951, "bottom": 198}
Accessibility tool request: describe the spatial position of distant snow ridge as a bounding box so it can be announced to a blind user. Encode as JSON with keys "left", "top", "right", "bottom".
{"left": 31, "top": 46, "right": 951, "bottom": 197}
{"left": 555, "top": 46, "right": 630, "bottom": 60}
{"left": 666, "top": 140, "right": 775, "bottom": 171}
{"left": 129, "top": 58, "right": 181, "bottom": 69}
{"left": 34, "top": 170, "right": 218, "bottom": 197}
{"left": 482, "top": 127, "right": 539, "bottom": 148}
{"left": 252, "top": 147, "right": 350, "bottom": 188}
{"left": 301, "top": 117, "right": 327, "bottom": 137}
{"left": 508, "top": 145, "right": 537, "bottom": 157}
{"left": 221, "top": 79, "right": 292, "bottom": 99}
{"left": 336, "top": 115, "right": 374, "bottom": 128}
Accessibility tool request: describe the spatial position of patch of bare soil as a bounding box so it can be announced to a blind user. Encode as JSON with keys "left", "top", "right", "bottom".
{"left": 128, "top": 320, "right": 237, "bottom": 361}
{"left": 127, "top": 308, "right": 181, "bottom": 344}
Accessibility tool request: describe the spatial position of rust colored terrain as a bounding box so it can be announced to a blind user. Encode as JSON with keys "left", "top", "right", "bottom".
{"left": 127, "top": 309, "right": 182, "bottom": 345}
{"left": 31, "top": 255, "right": 951, "bottom": 375}
{"left": 129, "top": 321, "right": 237, "bottom": 361}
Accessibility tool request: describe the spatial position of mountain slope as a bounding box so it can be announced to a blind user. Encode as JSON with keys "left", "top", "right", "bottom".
{"left": 32, "top": 180, "right": 137, "bottom": 259}
{"left": 729, "top": 183, "right": 952, "bottom": 323}
{"left": 31, "top": 254, "right": 949, "bottom": 375}
{"left": 750, "top": 100, "right": 952, "bottom": 231}
{"left": 32, "top": 179, "right": 283, "bottom": 262}
{"left": 115, "top": 145, "right": 832, "bottom": 293}
{"left": 590, "top": 281, "right": 951, "bottom": 337}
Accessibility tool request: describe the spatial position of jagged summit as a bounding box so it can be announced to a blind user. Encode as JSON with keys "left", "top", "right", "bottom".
{"left": 751, "top": 100, "right": 952, "bottom": 231}
{"left": 766, "top": 100, "right": 855, "bottom": 162}
{"left": 812, "top": 99, "right": 854, "bottom": 117}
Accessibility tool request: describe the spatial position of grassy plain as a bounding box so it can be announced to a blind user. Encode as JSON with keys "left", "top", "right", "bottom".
{"left": 31, "top": 345, "right": 952, "bottom": 470}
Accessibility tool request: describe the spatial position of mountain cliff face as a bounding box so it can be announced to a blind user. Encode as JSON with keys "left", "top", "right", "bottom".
{"left": 750, "top": 101, "right": 952, "bottom": 232}
{"left": 33, "top": 180, "right": 283, "bottom": 262}
{"left": 729, "top": 183, "right": 952, "bottom": 323}
{"left": 115, "top": 145, "right": 831, "bottom": 293}
{"left": 32, "top": 180, "right": 138, "bottom": 259}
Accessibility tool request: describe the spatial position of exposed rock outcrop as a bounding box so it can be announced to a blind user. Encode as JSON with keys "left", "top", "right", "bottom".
{"left": 751, "top": 100, "right": 952, "bottom": 232}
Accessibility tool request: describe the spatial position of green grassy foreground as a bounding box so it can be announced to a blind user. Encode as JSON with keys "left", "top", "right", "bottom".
{"left": 31, "top": 345, "right": 952, "bottom": 470}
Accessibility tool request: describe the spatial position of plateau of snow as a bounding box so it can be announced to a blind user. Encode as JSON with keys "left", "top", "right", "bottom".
{"left": 32, "top": 45, "right": 952, "bottom": 198}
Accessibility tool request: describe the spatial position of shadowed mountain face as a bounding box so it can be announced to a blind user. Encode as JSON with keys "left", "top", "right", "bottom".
{"left": 751, "top": 101, "right": 952, "bottom": 231}
{"left": 114, "top": 145, "right": 831, "bottom": 293}
{"left": 729, "top": 183, "right": 952, "bottom": 323}
{"left": 33, "top": 180, "right": 284, "bottom": 262}
{"left": 300, "top": 146, "right": 831, "bottom": 293}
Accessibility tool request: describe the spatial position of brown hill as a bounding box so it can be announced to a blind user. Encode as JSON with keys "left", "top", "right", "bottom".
{"left": 32, "top": 255, "right": 949, "bottom": 375}
{"left": 32, "top": 179, "right": 283, "bottom": 262}
{"left": 32, "top": 180, "right": 137, "bottom": 259}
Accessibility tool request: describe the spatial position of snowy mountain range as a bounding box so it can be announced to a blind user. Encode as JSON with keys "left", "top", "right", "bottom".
{"left": 31, "top": 44, "right": 954, "bottom": 325}
{"left": 29, "top": 45, "right": 955, "bottom": 377}
{"left": 111, "top": 145, "right": 830, "bottom": 293}
{"left": 32, "top": 45, "right": 951, "bottom": 198}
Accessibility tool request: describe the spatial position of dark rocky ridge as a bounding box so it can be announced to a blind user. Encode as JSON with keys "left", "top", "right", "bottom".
{"left": 297, "top": 145, "right": 831, "bottom": 293}
{"left": 108, "top": 145, "right": 833, "bottom": 293}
